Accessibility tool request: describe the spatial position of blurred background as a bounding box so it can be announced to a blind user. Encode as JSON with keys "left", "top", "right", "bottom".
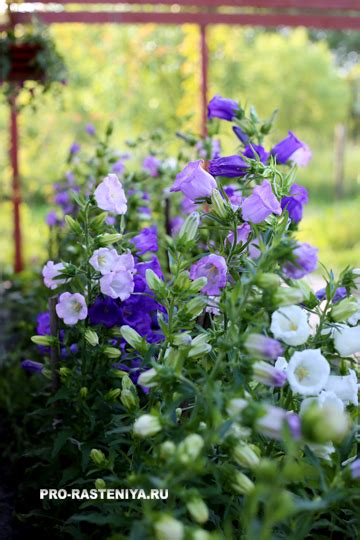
{"left": 0, "top": 24, "right": 359, "bottom": 272}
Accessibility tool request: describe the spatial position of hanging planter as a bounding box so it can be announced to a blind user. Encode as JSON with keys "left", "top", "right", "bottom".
{"left": 0, "top": 22, "right": 67, "bottom": 106}
{"left": 4, "top": 43, "right": 44, "bottom": 82}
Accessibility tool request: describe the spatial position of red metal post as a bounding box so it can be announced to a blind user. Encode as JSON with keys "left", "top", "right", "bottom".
{"left": 200, "top": 24, "right": 208, "bottom": 137}
{"left": 9, "top": 95, "right": 23, "bottom": 272}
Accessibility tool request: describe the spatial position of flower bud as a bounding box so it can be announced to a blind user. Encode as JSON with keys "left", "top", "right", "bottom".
{"left": 301, "top": 402, "right": 350, "bottom": 444}
{"left": 91, "top": 212, "right": 108, "bottom": 229}
{"left": 120, "top": 325, "right": 147, "bottom": 353}
{"left": 273, "top": 287, "right": 304, "bottom": 307}
{"left": 173, "top": 332, "right": 192, "bottom": 346}
{"left": 105, "top": 388, "right": 121, "bottom": 401}
{"left": 90, "top": 449, "right": 106, "bottom": 467}
{"left": 133, "top": 414, "right": 162, "bottom": 438}
{"left": 137, "top": 368, "right": 158, "bottom": 388}
{"left": 231, "top": 471, "right": 255, "bottom": 495}
{"left": 188, "top": 277, "right": 208, "bottom": 294}
{"left": 85, "top": 329, "right": 99, "bottom": 347}
{"left": 98, "top": 233, "right": 122, "bottom": 246}
{"left": 245, "top": 334, "right": 283, "bottom": 360}
{"left": 176, "top": 407, "right": 182, "bottom": 420}
{"left": 253, "top": 360, "right": 287, "bottom": 387}
{"left": 95, "top": 478, "right": 106, "bottom": 490}
{"left": 178, "top": 211, "right": 200, "bottom": 242}
{"left": 232, "top": 443, "right": 260, "bottom": 469}
{"left": 187, "top": 496, "right": 209, "bottom": 524}
{"left": 211, "top": 189, "right": 228, "bottom": 218}
{"left": 154, "top": 515, "right": 184, "bottom": 540}
{"left": 178, "top": 434, "right": 204, "bottom": 464}
{"left": 160, "top": 440, "right": 176, "bottom": 459}
{"left": 65, "top": 215, "right": 82, "bottom": 235}
{"left": 103, "top": 346, "right": 121, "bottom": 359}
{"left": 31, "top": 335, "right": 54, "bottom": 346}
{"left": 330, "top": 297, "right": 359, "bottom": 322}
{"left": 120, "top": 388, "right": 138, "bottom": 410}
{"left": 192, "top": 530, "right": 211, "bottom": 540}
{"left": 79, "top": 386, "right": 88, "bottom": 399}
{"left": 186, "top": 297, "right": 207, "bottom": 319}
{"left": 60, "top": 367, "right": 71, "bottom": 378}
{"left": 146, "top": 269, "right": 165, "bottom": 294}
{"left": 256, "top": 272, "right": 281, "bottom": 289}
{"left": 189, "top": 334, "right": 212, "bottom": 358}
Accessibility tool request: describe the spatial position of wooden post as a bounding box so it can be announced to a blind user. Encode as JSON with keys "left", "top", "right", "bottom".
{"left": 9, "top": 95, "right": 24, "bottom": 272}
{"left": 334, "top": 123, "right": 346, "bottom": 198}
{"left": 49, "top": 296, "right": 60, "bottom": 393}
{"left": 200, "top": 24, "right": 208, "bottom": 137}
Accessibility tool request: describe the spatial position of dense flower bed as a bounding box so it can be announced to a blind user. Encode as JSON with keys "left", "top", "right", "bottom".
{"left": 20, "top": 97, "right": 360, "bottom": 539}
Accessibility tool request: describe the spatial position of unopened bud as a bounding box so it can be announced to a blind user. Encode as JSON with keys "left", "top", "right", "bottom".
{"left": 233, "top": 443, "right": 260, "bottom": 469}
{"left": 133, "top": 414, "right": 162, "bottom": 438}
{"left": 85, "top": 329, "right": 99, "bottom": 347}
{"left": 186, "top": 297, "right": 207, "bottom": 319}
{"left": 231, "top": 471, "right": 255, "bottom": 495}
{"left": 256, "top": 272, "right": 281, "bottom": 289}
{"left": 160, "top": 440, "right": 176, "bottom": 459}
{"left": 79, "top": 386, "right": 88, "bottom": 399}
{"left": 273, "top": 287, "right": 304, "bottom": 307}
{"left": 154, "top": 515, "right": 184, "bottom": 540}
{"left": 103, "top": 346, "right": 121, "bottom": 359}
{"left": 60, "top": 367, "right": 71, "bottom": 378}
{"left": 137, "top": 367, "right": 158, "bottom": 388}
{"left": 91, "top": 212, "right": 108, "bottom": 229}
{"left": 120, "top": 388, "right": 138, "bottom": 410}
{"left": 178, "top": 211, "right": 200, "bottom": 242}
{"left": 301, "top": 403, "right": 350, "bottom": 444}
{"left": 95, "top": 478, "right": 106, "bottom": 490}
{"left": 146, "top": 269, "right": 164, "bottom": 293}
{"left": 98, "top": 233, "right": 122, "bottom": 246}
{"left": 211, "top": 189, "right": 228, "bottom": 218}
{"left": 189, "top": 334, "right": 212, "bottom": 358}
{"left": 187, "top": 496, "right": 209, "bottom": 524}
{"left": 330, "top": 297, "right": 359, "bottom": 322}
{"left": 105, "top": 388, "right": 121, "bottom": 401}
{"left": 65, "top": 215, "right": 82, "bottom": 235}
{"left": 188, "top": 277, "right": 208, "bottom": 294}
{"left": 90, "top": 449, "right": 106, "bottom": 467}
{"left": 173, "top": 332, "right": 192, "bottom": 346}
{"left": 120, "top": 325, "right": 147, "bottom": 353}
{"left": 31, "top": 335, "right": 53, "bottom": 346}
{"left": 178, "top": 434, "right": 204, "bottom": 464}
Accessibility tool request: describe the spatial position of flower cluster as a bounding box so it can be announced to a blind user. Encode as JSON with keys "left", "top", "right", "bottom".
{"left": 25, "top": 96, "right": 359, "bottom": 540}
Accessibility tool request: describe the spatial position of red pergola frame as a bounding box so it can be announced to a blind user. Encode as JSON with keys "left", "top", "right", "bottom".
{"left": 3, "top": 0, "right": 360, "bottom": 272}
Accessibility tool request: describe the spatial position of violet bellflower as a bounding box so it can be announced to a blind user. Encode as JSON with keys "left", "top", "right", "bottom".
{"left": 271, "top": 131, "right": 311, "bottom": 166}
{"left": 208, "top": 95, "right": 239, "bottom": 121}
{"left": 131, "top": 226, "right": 158, "bottom": 255}
{"left": 243, "top": 144, "right": 269, "bottom": 163}
{"left": 281, "top": 183, "right": 309, "bottom": 223}
{"left": 223, "top": 185, "right": 243, "bottom": 210}
{"left": 232, "top": 126, "right": 249, "bottom": 144}
{"left": 242, "top": 180, "right": 282, "bottom": 224}
{"left": 94, "top": 174, "right": 127, "bottom": 215}
{"left": 170, "top": 160, "right": 217, "bottom": 201}
{"left": 69, "top": 142, "right": 81, "bottom": 155}
{"left": 190, "top": 254, "right": 227, "bottom": 296}
{"left": 226, "top": 223, "right": 251, "bottom": 246}
{"left": 21, "top": 360, "right": 44, "bottom": 373}
{"left": 46, "top": 210, "right": 58, "bottom": 227}
{"left": 316, "top": 286, "right": 347, "bottom": 304}
{"left": 245, "top": 333, "right": 284, "bottom": 360}
{"left": 208, "top": 155, "right": 249, "bottom": 178}
{"left": 282, "top": 242, "right": 318, "bottom": 279}
{"left": 89, "top": 296, "right": 122, "bottom": 328}
{"left": 143, "top": 156, "right": 161, "bottom": 177}
{"left": 85, "top": 123, "right": 96, "bottom": 136}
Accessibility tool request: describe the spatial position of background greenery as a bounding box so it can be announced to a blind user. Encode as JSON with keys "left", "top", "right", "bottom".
{"left": 0, "top": 24, "right": 359, "bottom": 273}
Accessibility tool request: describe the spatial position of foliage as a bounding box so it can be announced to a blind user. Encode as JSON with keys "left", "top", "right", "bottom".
{"left": 0, "top": 21, "right": 67, "bottom": 107}
{"left": 4, "top": 99, "right": 359, "bottom": 539}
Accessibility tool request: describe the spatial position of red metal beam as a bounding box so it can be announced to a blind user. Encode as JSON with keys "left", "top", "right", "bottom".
{"left": 200, "top": 24, "right": 208, "bottom": 137}
{"left": 12, "top": 10, "right": 360, "bottom": 29}
{"left": 9, "top": 97, "right": 23, "bottom": 273}
{"left": 19, "top": 0, "right": 360, "bottom": 10}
